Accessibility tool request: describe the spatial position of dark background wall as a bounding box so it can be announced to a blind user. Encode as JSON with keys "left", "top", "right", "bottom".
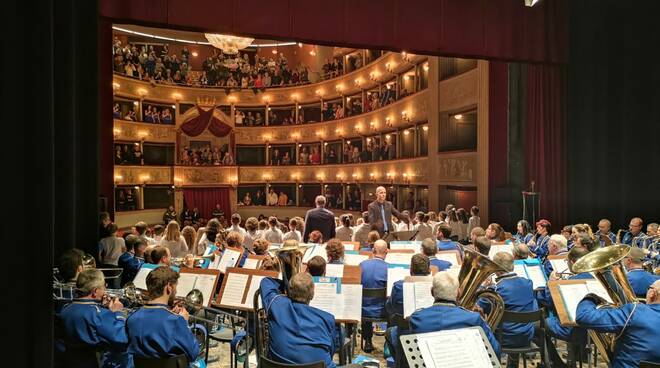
{"left": 567, "top": 0, "right": 660, "bottom": 229}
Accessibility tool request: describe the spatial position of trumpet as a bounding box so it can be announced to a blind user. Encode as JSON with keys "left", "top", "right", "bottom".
{"left": 103, "top": 283, "right": 147, "bottom": 307}
{"left": 171, "top": 254, "right": 216, "bottom": 267}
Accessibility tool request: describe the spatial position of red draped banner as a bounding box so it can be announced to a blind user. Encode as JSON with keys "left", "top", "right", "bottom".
{"left": 180, "top": 107, "right": 232, "bottom": 137}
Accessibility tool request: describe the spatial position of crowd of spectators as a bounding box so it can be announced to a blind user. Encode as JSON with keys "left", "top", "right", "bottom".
{"left": 114, "top": 143, "right": 143, "bottom": 165}
{"left": 113, "top": 103, "right": 175, "bottom": 125}
{"left": 320, "top": 57, "right": 344, "bottom": 80}
{"left": 179, "top": 145, "right": 235, "bottom": 166}
{"left": 239, "top": 188, "right": 294, "bottom": 206}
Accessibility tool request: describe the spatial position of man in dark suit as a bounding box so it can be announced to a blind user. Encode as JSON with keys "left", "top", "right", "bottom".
{"left": 368, "top": 186, "right": 404, "bottom": 237}
{"left": 302, "top": 196, "right": 336, "bottom": 243}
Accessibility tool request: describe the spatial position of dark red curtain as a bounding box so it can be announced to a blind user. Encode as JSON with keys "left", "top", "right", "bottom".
{"left": 180, "top": 107, "right": 232, "bottom": 137}
{"left": 525, "top": 65, "right": 566, "bottom": 228}
{"left": 182, "top": 187, "right": 231, "bottom": 220}
{"left": 100, "top": 0, "right": 567, "bottom": 64}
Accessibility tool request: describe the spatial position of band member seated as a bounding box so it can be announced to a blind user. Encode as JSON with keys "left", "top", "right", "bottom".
{"left": 625, "top": 247, "right": 660, "bottom": 297}
{"left": 56, "top": 249, "right": 85, "bottom": 301}
{"left": 622, "top": 217, "right": 645, "bottom": 247}
{"left": 529, "top": 219, "right": 551, "bottom": 260}
{"left": 58, "top": 269, "right": 130, "bottom": 368}
{"left": 386, "top": 254, "right": 431, "bottom": 316}
{"left": 473, "top": 236, "right": 492, "bottom": 256}
{"left": 542, "top": 234, "right": 569, "bottom": 276}
{"left": 118, "top": 235, "right": 145, "bottom": 287}
{"left": 435, "top": 223, "right": 463, "bottom": 257}
{"left": 127, "top": 266, "right": 200, "bottom": 365}
{"left": 325, "top": 238, "right": 345, "bottom": 264}
{"left": 478, "top": 252, "right": 538, "bottom": 368}
{"left": 421, "top": 238, "right": 452, "bottom": 271}
{"left": 595, "top": 219, "right": 616, "bottom": 247}
{"left": 359, "top": 239, "right": 388, "bottom": 352}
{"left": 576, "top": 279, "right": 660, "bottom": 367}
{"left": 150, "top": 245, "right": 172, "bottom": 266}
{"left": 260, "top": 273, "right": 341, "bottom": 367}
{"left": 225, "top": 231, "right": 247, "bottom": 267}
{"left": 387, "top": 271, "right": 500, "bottom": 364}
{"left": 306, "top": 255, "right": 327, "bottom": 276}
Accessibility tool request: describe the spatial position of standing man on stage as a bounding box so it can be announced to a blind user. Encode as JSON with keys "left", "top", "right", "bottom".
{"left": 368, "top": 186, "right": 404, "bottom": 238}
{"left": 302, "top": 195, "right": 336, "bottom": 243}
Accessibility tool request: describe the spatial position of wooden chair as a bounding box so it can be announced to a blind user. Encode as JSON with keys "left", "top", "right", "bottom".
{"left": 133, "top": 354, "right": 188, "bottom": 368}
{"left": 259, "top": 356, "right": 325, "bottom": 368}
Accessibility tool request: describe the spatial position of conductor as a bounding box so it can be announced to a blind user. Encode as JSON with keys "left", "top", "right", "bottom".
{"left": 368, "top": 186, "right": 404, "bottom": 238}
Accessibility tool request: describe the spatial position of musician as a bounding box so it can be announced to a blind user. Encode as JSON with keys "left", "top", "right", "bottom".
{"left": 260, "top": 273, "right": 341, "bottom": 367}
{"left": 575, "top": 279, "right": 660, "bottom": 367}
{"left": 595, "top": 219, "right": 616, "bottom": 247}
{"left": 622, "top": 217, "right": 645, "bottom": 247}
{"left": 58, "top": 269, "right": 130, "bottom": 368}
{"left": 414, "top": 213, "right": 434, "bottom": 241}
{"left": 561, "top": 225, "right": 575, "bottom": 250}
{"left": 352, "top": 212, "right": 372, "bottom": 246}
{"left": 436, "top": 223, "right": 463, "bottom": 257}
{"left": 422, "top": 238, "right": 452, "bottom": 271}
{"left": 542, "top": 234, "right": 568, "bottom": 277}
{"left": 385, "top": 254, "right": 431, "bottom": 317}
{"left": 306, "top": 256, "right": 327, "bottom": 276}
{"left": 163, "top": 205, "right": 178, "bottom": 225}
{"left": 513, "top": 243, "right": 531, "bottom": 260}
{"left": 56, "top": 249, "right": 85, "bottom": 310}
{"left": 529, "top": 219, "right": 551, "bottom": 260}
{"left": 625, "top": 247, "right": 660, "bottom": 297}
{"left": 574, "top": 232, "right": 597, "bottom": 252}
{"left": 134, "top": 221, "right": 156, "bottom": 246}
{"left": 225, "top": 231, "right": 248, "bottom": 267}
{"left": 514, "top": 220, "right": 534, "bottom": 244}
{"left": 263, "top": 216, "right": 284, "bottom": 244}
{"left": 150, "top": 245, "right": 172, "bottom": 266}
{"left": 367, "top": 186, "right": 404, "bottom": 237}
{"left": 118, "top": 235, "right": 145, "bottom": 287}
{"left": 473, "top": 236, "right": 492, "bottom": 256}
{"left": 478, "top": 252, "right": 538, "bottom": 368}
{"left": 360, "top": 239, "right": 389, "bottom": 352}
{"left": 470, "top": 226, "right": 486, "bottom": 244}
{"left": 485, "top": 223, "right": 506, "bottom": 243}
{"left": 127, "top": 266, "right": 200, "bottom": 365}
{"left": 325, "top": 238, "right": 345, "bottom": 264}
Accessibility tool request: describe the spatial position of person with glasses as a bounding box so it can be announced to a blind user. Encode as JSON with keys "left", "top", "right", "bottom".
{"left": 622, "top": 217, "right": 645, "bottom": 247}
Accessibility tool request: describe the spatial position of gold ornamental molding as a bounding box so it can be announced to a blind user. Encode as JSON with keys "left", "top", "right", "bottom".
{"left": 113, "top": 120, "right": 176, "bottom": 142}
{"left": 112, "top": 53, "right": 427, "bottom": 106}
{"left": 435, "top": 153, "right": 478, "bottom": 184}
{"left": 174, "top": 166, "right": 239, "bottom": 187}
{"left": 438, "top": 68, "right": 478, "bottom": 112}
{"left": 114, "top": 166, "right": 173, "bottom": 185}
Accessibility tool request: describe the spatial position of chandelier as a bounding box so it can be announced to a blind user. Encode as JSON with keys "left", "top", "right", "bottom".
{"left": 204, "top": 33, "right": 254, "bottom": 55}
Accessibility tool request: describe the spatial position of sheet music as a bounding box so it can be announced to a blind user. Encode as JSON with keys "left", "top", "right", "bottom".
{"left": 324, "top": 263, "right": 344, "bottom": 278}
{"left": 132, "top": 264, "right": 157, "bottom": 290}
{"left": 403, "top": 280, "right": 434, "bottom": 318}
{"left": 219, "top": 272, "right": 249, "bottom": 307}
{"left": 310, "top": 279, "right": 362, "bottom": 321}
{"left": 385, "top": 252, "right": 414, "bottom": 266}
{"left": 211, "top": 248, "right": 242, "bottom": 273}
{"left": 436, "top": 252, "right": 459, "bottom": 266}
{"left": 344, "top": 253, "right": 369, "bottom": 266}
{"left": 176, "top": 273, "right": 218, "bottom": 307}
{"left": 416, "top": 328, "right": 494, "bottom": 368}
{"left": 387, "top": 266, "right": 410, "bottom": 296}
{"left": 390, "top": 242, "right": 422, "bottom": 253}
{"left": 338, "top": 284, "right": 362, "bottom": 321}
{"left": 525, "top": 265, "right": 547, "bottom": 289}
{"left": 244, "top": 275, "right": 264, "bottom": 309}
{"left": 558, "top": 283, "right": 590, "bottom": 322}
{"left": 342, "top": 243, "right": 356, "bottom": 251}
{"left": 242, "top": 258, "right": 260, "bottom": 270}
{"left": 513, "top": 264, "right": 528, "bottom": 279}
{"left": 488, "top": 243, "right": 514, "bottom": 259}
{"left": 550, "top": 259, "right": 569, "bottom": 274}
{"left": 309, "top": 279, "right": 338, "bottom": 312}
{"left": 585, "top": 280, "right": 613, "bottom": 303}
{"left": 303, "top": 244, "right": 327, "bottom": 263}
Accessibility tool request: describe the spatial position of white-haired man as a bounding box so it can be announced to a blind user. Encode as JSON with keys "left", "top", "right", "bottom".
{"left": 542, "top": 234, "right": 568, "bottom": 277}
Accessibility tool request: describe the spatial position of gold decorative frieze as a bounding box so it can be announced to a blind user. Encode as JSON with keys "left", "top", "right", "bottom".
{"left": 174, "top": 166, "right": 239, "bottom": 186}
{"left": 114, "top": 166, "right": 173, "bottom": 185}
{"left": 438, "top": 68, "right": 478, "bottom": 112}
{"left": 113, "top": 53, "right": 427, "bottom": 106}
{"left": 436, "top": 154, "right": 478, "bottom": 183}
{"left": 113, "top": 120, "right": 176, "bottom": 142}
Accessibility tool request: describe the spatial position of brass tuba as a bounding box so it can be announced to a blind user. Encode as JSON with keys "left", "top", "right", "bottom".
{"left": 271, "top": 241, "right": 312, "bottom": 294}
{"left": 571, "top": 245, "right": 637, "bottom": 364}
{"left": 457, "top": 249, "right": 508, "bottom": 330}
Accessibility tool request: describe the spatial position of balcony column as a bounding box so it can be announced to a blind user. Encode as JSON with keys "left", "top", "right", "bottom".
{"left": 396, "top": 73, "right": 401, "bottom": 100}
{"left": 265, "top": 143, "right": 270, "bottom": 165}
{"left": 265, "top": 104, "right": 270, "bottom": 126}
{"left": 361, "top": 90, "right": 366, "bottom": 112}
{"left": 396, "top": 131, "right": 401, "bottom": 159}
{"left": 342, "top": 184, "right": 347, "bottom": 210}
{"left": 230, "top": 103, "right": 235, "bottom": 126}
{"left": 138, "top": 185, "right": 145, "bottom": 210}
{"left": 295, "top": 183, "right": 300, "bottom": 207}
{"left": 296, "top": 142, "right": 300, "bottom": 165}
{"left": 321, "top": 140, "right": 325, "bottom": 164}
{"left": 294, "top": 102, "right": 299, "bottom": 123}
{"left": 136, "top": 99, "right": 143, "bottom": 121}
{"left": 320, "top": 98, "right": 324, "bottom": 122}
{"left": 174, "top": 101, "right": 180, "bottom": 124}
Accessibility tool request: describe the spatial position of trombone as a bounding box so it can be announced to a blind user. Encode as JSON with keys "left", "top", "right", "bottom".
{"left": 171, "top": 254, "right": 216, "bottom": 267}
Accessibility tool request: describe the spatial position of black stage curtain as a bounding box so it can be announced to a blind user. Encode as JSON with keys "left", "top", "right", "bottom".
{"left": 567, "top": 0, "right": 660, "bottom": 229}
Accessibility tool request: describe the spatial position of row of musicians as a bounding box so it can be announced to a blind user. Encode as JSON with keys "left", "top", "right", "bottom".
{"left": 55, "top": 266, "right": 201, "bottom": 368}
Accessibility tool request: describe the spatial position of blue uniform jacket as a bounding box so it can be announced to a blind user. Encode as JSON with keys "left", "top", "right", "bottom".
{"left": 59, "top": 299, "right": 131, "bottom": 368}
{"left": 576, "top": 300, "right": 660, "bottom": 368}
{"left": 478, "top": 273, "right": 538, "bottom": 348}
{"left": 410, "top": 303, "right": 501, "bottom": 358}
{"left": 436, "top": 239, "right": 464, "bottom": 258}
{"left": 622, "top": 231, "right": 645, "bottom": 247}
{"left": 385, "top": 280, "right": 405, "bottom": 316}
{"left": 428, "top": 256, "right": 452, "bottom": 272}
{"left": 539, "top": 273, "right": 592, "bottom": 344}
{"left": 530, "top": 235, "right": 550, "bottom": 260}
{"left": 118, "top": 253, "right": 143, "bottom": 287}
{"left": 261, "top": 277, "right": 340, "bottom": 368}
{"left": 627, "top": 269, "right": 660, "bottom": 298}
{"left": 594, "top": 231, "right": 616, "bottom": 247}
{"left": 514, "top": 233, "right": 534, "bottom": 244}
{"left": 542, "top": 250, "right": 569, "bottom": 277}
{"left": 126, "top": 304, "right": 199, "bottom": 363}
{"left": 360, "top": 258, "right": 388, "bottom": 317}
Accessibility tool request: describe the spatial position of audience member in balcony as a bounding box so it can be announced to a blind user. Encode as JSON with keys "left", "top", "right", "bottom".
{"left": 130, "top": 145, "right": 143, "bottom": 165}
{"left": 351, "top": 146, "right": 361, "bottom": 163}
{"left": 124, "top": 109, "right": 137, "bottom": 121}
{"left": 255, "top": 112, "right": 263, "bottom": 126}
{"left": 322, "top": 103, "right": 334, "bottom": 121}
{"left": 161, "top": 108, "right": 173, "bottom": 124}
{"left": 300, "top": 147, "right": 311, "bottom": 165}
{"left": 270, "top": 149, "right": 281, "bottom": 166}
{"left": 254, "top": 190, "right": 266, "bottom": 206}
{"left": 281, "top": 151, "right": 291, "bottom": 165}
{"left": 278, "top": 191, "right": 289, "bottom": 206}
{"left": 113, "top": 103, "right": 121, "bottom": 119}
{"left": 242, "top": 193, "right": 252, "bottom": 206}
{"left": 387, "top": 140, "right": 396, "bottom": 160}
{"left": 360, "top": 144, "right": 371, "bottom": 163}
{"left": 235, "top": 110, "right": 244, "bottom": 125}
{"left": 310, "top": 147, "right": 321, "bottom": 164}
{"left": 222, "top": 150, "right": 234, "bottom": 165}
{"left": 114, "top": 146, "right": 124, "bottom": 165}
{"left": 325, "top": 148, "right": 338, "bottom": 164}
{"left": 267, "top": 188, "right": 279, "bottom": 206}
{"left": 332, "top": 103, "right": 343, "bottom": 120}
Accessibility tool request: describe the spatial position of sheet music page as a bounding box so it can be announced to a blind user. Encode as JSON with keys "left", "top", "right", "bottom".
{"left": 403, "top": 281, "right": 434, "bottom": 318}
{"left": 385, "top": 252, "right": 414, "bottom": 265}
{"left": 513, "top": 264, "right": 528, "bottom": 279}
{"left": 558, "top": 283, "right": 590, "bottom": 322}
{"left": 436, "top": 252, "right": 459, "bottom": 266}
{"left": 585, "top": 280, "right": 614, "bottom": 303}
{"left": 526, "top": 265, "right": 547, "bottom": 289}
{"left": 488, "top": 243, "right": 514, "bottom": 259}
{"left": 343, "top": 243, "right": 356, "bottom": 251}
{"left": 303, "top": 244, "right": 327, "bottom": 263}
{"left": 309, "top": 279, "right": 339, "bottom": 315}
{"left": 550, "top": 259, "right": 569, "bottom": 274}
{"left": 242, "top": 258, "right": 260, "bottom": 270}
{"left": 132, "top": 264, "right": 156, "bottom": 290}
{"left": 325, "top": 263, "right": 344, "bottom": 278}
{"left": 344, "top": 253, "right": 369, "bottom": 266}
{"left": 213, "top": 249, "right": 242, "bottom": 273}
{"left": 176, "top": 273, "right": 217, "bottom": 307}
{"left": 416, "top": 328, "right": 494, "bottom": 368}
{"left": 390, "top": 242, "right": 422, "bottom": 253}
{"left": 387, "top": 267, "right": 410, "bottom": 296}
{"left": 245, "top": 275, "right": 264, "bottom": 309}
{"left": 338, "top": 284, "right": 362, "bottom": 321}
{"left": 219, "top": 272, "right": 249, "bottom": 307}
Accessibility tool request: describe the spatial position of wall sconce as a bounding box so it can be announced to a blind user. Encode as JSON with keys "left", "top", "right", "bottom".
{"left": 137, "top": 131, "right": 149, "bottom": 140}
{"left": 423, "top": 63, "right": 429, "bottom": 72}
{"left": 171, "top": 92, "right": 182, "bottom": 101}
{"left": 366, "top": 137, "right": 371, "bottom": 144}
{"left": 136, "top": 88, "right": 148, "bottom": 97}
{"left": 354, "top": 78, "right": 362, "bottom": 88}
{"left": 369, "top": 71, "right": 381, "bottom": 82}
{"left": 229, "top": 176, "right": 239, "bottom": 188}
{"left": 227, "top": 95, "right": 237, "bottom": 104}
{"left": 112, "top": 82, "right": 120, "bottom": 91}
{"left": 262, "top": 95, "right": 271, "bottom": 104}
{"left": 139, "top": 174, "right": 151, "bottom": 185}
{"left": 315, "top": 89, "right": 324, "bottom": 99}
{"left": 352, "top": 124, "right": 362, "bottom": 134}
{"left": 174, "top": 177, "right": 183, "bottom": 187}
{"left": 369, "top": 121, "right": 377, "bottom": 131}
{"left": 401, "top": 51, "right": 413, "bottom": 63}
{"left": 291, "top": 132, "right": 300, "bottom": 140}
{"left": 403, "top": 129, "right": 411, "bottom": 136}
{"left": 113, "top": 128, "right": 122, "bottom": 139}
{"left": 291, "top": 174, "right": 299, "bottom": 183}
{"left": 262, "top": 174, "right": 271, "bottom": 183}
{"left": 315, "top": 130, "right": 324, "bottom": 138}
{"left": 316, "top": 173, "right": 325, "bottom": 183}
{"left": 386, "top": 172, "right": 395, "bottom": 184}
{"left": 422, "top": 125, "right": 429, "bottom": 132}
{"left": 402, "top": 173, "right": 411, "bottom": 185}
{"left": 385, "top": 117, "right": 393, "bottom": 127}
{"left": 335, "top": 128, "right": 344, "bottom": 137}
{"left": 335, "top": 84, "right": 344, "bottom": 94}
{"left": 369, "top": 172, "right": 377, "bottom": 182}
{"left": 352, "top": 173, "right": 359, "bottom": 183}
{"left": 385, "top": 62, "right": 396, "bottom": 73}
{"left": 291, "top": 94, "right": 299, "bottom": 103}
{"left": 336, "top": 173, "right": 345, "bottom": 182}
{"left": 401, "top": 111, "right": 410, "bottom": 122}
{"left": 114, "top": 175, "right": 123, "bottom": 184}
{"left": 385, "top": 134, "right": 392, "bottom": 140}
{"left": 262, "top": 134, "right": 272, "bottom": 142}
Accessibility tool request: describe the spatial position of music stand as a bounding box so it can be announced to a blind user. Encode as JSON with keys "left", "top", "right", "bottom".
{"left": 383, "top": 230, "right": 419, "bottom": 243}
{"left": 522, "top": 190, "right": 540, "bottom": 226}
